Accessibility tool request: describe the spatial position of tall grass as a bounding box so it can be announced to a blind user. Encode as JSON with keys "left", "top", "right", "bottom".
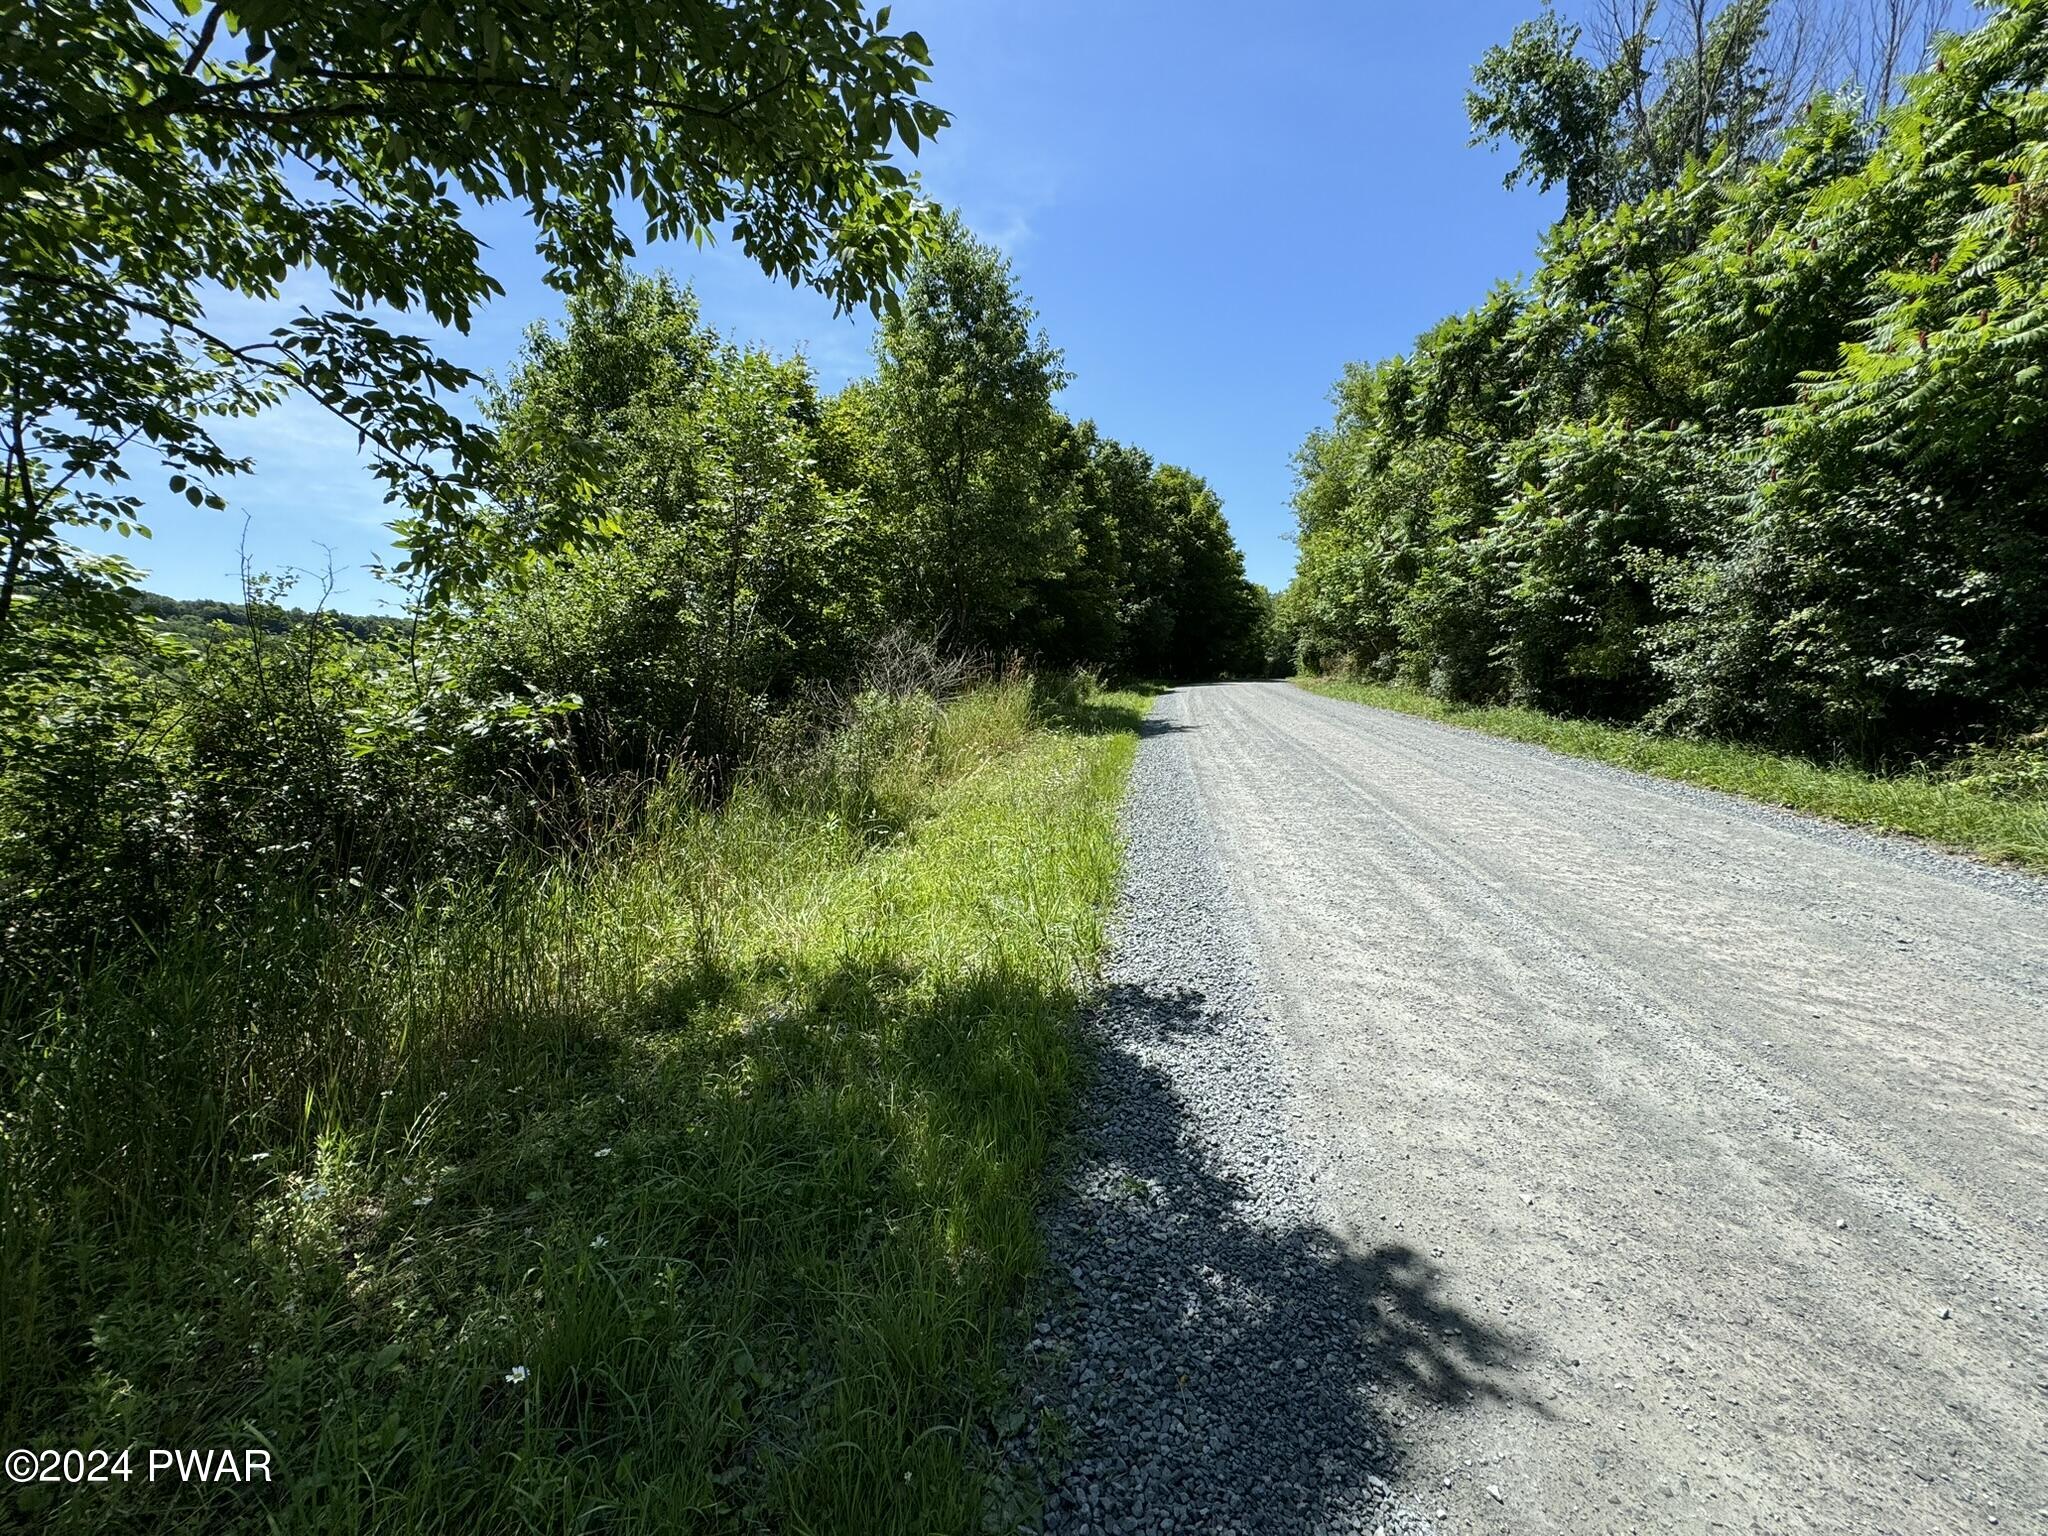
{"left": 1295, "top": 676, "right": 2048, "bottom": 871}
{"left": 0, "top": 677, "right": 1147, "bottom": 1533}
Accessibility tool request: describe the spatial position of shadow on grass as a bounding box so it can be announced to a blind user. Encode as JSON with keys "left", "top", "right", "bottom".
{"left": 15, "top": 949, "right": 1101, "bottom": 1535}
{"left": 1019, "top": 981, "right": 1540, "bottom": 1532}
{"left": 10, "top": 945, "right": 1531, "bottom": 1536}
{"left": 1033, "top": 698, "right": 1151, "bottom": 737}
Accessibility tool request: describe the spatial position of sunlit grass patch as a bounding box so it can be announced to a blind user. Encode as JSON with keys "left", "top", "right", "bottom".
{"left": 1, "top": 681, "right": 1148, "bottom": 1534}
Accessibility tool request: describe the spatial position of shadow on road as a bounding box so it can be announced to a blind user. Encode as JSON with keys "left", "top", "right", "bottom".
{"left": 1023, "top": 982, "right": 1540, "bottom": 1532}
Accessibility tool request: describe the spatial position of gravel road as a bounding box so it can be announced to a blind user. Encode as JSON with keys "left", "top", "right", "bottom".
{"left": 1027, "top": 680, "right": 2047, "bottom": 1535}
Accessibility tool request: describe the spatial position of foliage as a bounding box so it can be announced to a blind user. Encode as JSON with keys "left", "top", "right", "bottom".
{"left": 0, "top": 575, "right": 567, "bottom": 992}
{"left": 871, "top": 211, "right": 1069, "bottom": 646}
{"left": 0, "top": 568, "right": 181, "bottom": 975}
{"left": 1290, "top": 0, "right": 2048, "bottom": 765}
{"left": 0, "top": 0, "right": 945, "bottom": 625}
{"left": 459, "top": 239, "right": 1266, "bottom": 793}
{"left": 1943, "top": 729, "right": 2048, "bottom": 802}
{"left": 1144, "top": 465, "right": 1271, "bottom": 677}
{"left": 471, "top": 272, "right": 871, "bottom": 780}
{"left": 0, "top": 680, "right": 1148, "bottom": 1533}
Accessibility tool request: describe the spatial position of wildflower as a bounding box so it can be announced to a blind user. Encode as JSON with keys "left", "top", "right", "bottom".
{"left": 412, "top": 1196, "right": 433, "bottom": 1208}
{"left": 590, "top": 1235, "right": 608, "bottom": 1250}
{"left": 504, "top": 1365, "right": 529, "bottom": 1385}
{"left": 299, "top": 1182, "right": 329, "bottom": 1203}
{"left": 594, "top": 1147, "right": 613, "bottom": 1159}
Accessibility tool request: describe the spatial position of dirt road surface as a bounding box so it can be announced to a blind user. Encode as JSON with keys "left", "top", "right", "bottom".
{"left": 1115, "top": 680, "right": 2047, "bottom": 1534}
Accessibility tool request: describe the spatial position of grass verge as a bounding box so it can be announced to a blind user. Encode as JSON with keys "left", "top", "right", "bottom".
{"left": 1, "top": 678, "right": 1147, "bottom": 1533}
{"left": 1294, "top": 676, "right": 2048, "bottom": 872}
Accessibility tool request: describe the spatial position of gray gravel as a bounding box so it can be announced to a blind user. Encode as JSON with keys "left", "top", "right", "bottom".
{"left": 1018, "top": 682, "right": 2048, "bottom": 1535}
{"left": 1015, "top": 703, "right": 1491, "bottom": 1535}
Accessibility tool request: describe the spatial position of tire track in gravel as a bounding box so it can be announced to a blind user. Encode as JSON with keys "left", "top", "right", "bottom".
{"left": 1025, "top": 682, "right": 2048, "bottom": 1536}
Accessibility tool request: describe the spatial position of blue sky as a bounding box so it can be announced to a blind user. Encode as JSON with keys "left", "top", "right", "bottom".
{"left": 100, "top": 1, "right": 1562, "bottom": 606}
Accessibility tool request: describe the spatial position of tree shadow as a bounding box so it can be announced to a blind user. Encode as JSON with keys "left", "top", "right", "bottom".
{"left": 1030, "top": 696, "right": 1158, "bottom": 737}
{"left": 19, "top": 903, "right": 1532, "bottom": 1535}
{"left": 1016, "top": 981, "right": 1542, "bottom": 1532}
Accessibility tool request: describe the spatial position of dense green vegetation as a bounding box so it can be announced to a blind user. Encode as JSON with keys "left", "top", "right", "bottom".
{"left": 467, "top": 223, "right": 1266, "bottom": 784}
{"left": 0, "top": 7, "right": 1268, "bottom": 1529}
{"left": 1283, "top": 0, "right": 2048, "bottom": 787}
{"left": 2, "top": 188, "right": 1265, "bottom": 995}
{"left": 133, "top": 590, "right": 404, "bottom": 646}
{"left": 6, "top": 675, "right": 1144, "bottom": 1533}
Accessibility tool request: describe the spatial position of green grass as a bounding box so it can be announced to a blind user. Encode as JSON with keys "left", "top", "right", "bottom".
{"left": 1, "top": 678, "right": 1147, "bottom": 1534}
{"left": 1294, "top": 676, "right": 2048, "bottom": 872}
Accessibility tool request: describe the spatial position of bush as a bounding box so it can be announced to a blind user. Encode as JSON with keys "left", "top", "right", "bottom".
{"left": 1944, "top": 730, "right": 2048, "bottom": 804}
{"left": 0, "top": 650, "right": 180, "bottom": 983}
{"left": 1284, "top": 2, "right": 2048, "bottom": 765}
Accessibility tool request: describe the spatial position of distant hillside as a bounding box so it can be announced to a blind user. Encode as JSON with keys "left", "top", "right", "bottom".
{"left": 133, "top": 590, "right": 406, "bottom": 646}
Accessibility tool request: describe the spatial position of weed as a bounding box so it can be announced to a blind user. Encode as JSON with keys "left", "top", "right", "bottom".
{"left": 0, "top": 680, "right": 1149, "bottom": 1534}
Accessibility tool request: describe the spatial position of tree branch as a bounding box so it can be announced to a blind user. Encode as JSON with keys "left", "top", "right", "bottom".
{"left": 181, "top": 3, "right": 227, "bottom": 77}
{"left": 7, "top": 58, "right": 801, "bottom": 184}
{"left": 2, "top": 268, "right": 455, "bottom": 491}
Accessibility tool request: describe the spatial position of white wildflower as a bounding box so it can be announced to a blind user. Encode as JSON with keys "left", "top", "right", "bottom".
{"left": 504, "top": 1365, "right": 529, "bottom": 1385}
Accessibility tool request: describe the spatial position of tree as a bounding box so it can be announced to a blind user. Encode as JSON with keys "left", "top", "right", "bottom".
{"left": 1149, "top": 465, "right": 1266, "bottom": 678}
{"left": 0, "top": 0, "right": 946, "bottom": 634}
{"left": 1467, "top": 7, "right": 1621, "bottom": 218}
{"left": 1295, "top": 0, "right": 2048, "bottom": 760}
{"left": 1087, "top": 434, "right": 1176, "bottom": 671}
{"left": 1468, "top": 0, "right": 1968, "bottom": 221}
{"left": 871, "top": 211, "right": 1068, "bottom": 650}
{"left": 471, "top": 270, "right": 857, "bottom": 776}
{"left": 1021, "top": 416, "right": 1125, "bottom": 668}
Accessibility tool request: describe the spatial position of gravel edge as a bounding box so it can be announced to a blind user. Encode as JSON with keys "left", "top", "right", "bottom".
{"left": 1004, "top": 695, "right": 1442, "bottom": 1536}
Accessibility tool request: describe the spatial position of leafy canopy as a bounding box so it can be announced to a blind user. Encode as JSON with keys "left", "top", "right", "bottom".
{"left": 0, "top": 0, "right": 945, "bottom": 618}
{"left": 1294, "top": 0, "right": 2048, "bottom": 758}
{"left": 872, "top": 211, "right": 1069, "bottom": 645}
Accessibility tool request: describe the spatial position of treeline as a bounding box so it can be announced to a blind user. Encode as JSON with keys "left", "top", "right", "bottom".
{"left": 1283, "top": 0, "right": 2047, "bottom": 765}
{"left": 471, "top": 212, "right": 1268, "bottom": 776}
{"left": 132, "top": 589, "right": 403, "bottom": 645}
{"left": 0, "top": 214, "right": 1264, "bottom": 984}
